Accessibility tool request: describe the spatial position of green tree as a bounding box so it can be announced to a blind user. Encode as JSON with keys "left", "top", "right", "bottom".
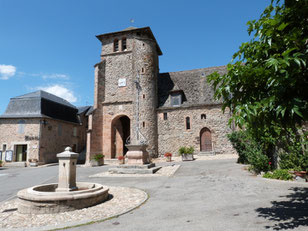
{"left": 208, "top": 0, "right": 308, "bottom": 163}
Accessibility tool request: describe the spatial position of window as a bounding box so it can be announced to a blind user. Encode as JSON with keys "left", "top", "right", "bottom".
{"left": 171, "top": 93, "right": 182, "bottom": 107}
{"left": 163, "top": 113, "right": 168, "bottom": 120}
{"left": 142, "top": 121, "right": 145, "bottom": 128}
{"left": 122, "top": 38, "right": 127, "bottom": 50}
{"left": 141, "top": 67, "right": 145, "bottom": 73}
{"left": 143, "top": 94, "right": 145, "bottom": 99}
{"left": 201, "top": 114, "right": 206, "bottom": 120}
{"left": 186, "top": 117, "right": 191, "bottom": 130}
{"left": 114, "top": 39, "right": 119, "bottom": 52}
{"left": 3, "top": 144, "right": 7, "bottom": 151}
{"left": 73, "top": 127, "right": 77, "bottom": 137}
{"left": 58, "top": 124, "right": 62, "bottom": 136}
{"left": 18, "top": 120, "right": 25, "bottom": 134}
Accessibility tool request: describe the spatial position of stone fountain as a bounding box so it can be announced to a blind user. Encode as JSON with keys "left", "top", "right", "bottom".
{"left": 17, "top": 147, "right": 109, "bottom": 214}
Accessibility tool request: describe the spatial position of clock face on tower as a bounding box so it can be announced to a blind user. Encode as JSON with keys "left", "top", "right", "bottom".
{"left": 118, "top": 78, "right": 126, "bottom": 87}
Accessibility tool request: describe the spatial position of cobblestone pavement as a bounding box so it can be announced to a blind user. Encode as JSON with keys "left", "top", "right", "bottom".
{"left": 0, "top": 187, "right": 147, "bottom": 231}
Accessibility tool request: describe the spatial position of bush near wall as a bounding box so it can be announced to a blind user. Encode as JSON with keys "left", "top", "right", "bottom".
{"left": 228, "top": 129, "right": 308, "bottom": 176}
{"left": 228, "top": 131, "right": 270, "bottom": 173}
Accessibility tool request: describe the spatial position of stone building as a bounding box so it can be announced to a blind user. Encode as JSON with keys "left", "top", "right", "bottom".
{"left": 86, "top": 26, "right": 235, "bottom": 162}
{"left": 0, "top": 90, "right": 89, "bottom": 166}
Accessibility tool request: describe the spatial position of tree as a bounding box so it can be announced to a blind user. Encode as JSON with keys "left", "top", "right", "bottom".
{"left": 208, "top": 0, "right": 308, "bottom": 163}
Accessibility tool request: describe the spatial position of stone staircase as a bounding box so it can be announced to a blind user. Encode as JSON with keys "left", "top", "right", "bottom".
{"left": 198, "top": 151, "right": 216, "bottom": 156}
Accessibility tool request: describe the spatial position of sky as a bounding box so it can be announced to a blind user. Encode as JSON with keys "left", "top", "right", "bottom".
{"left": 0, "top": 0, "right": 270, "bottom": 114}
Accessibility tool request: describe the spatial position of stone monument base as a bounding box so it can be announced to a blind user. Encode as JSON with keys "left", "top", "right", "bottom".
{"left": 109, "top": 163, "right": 161, "bottom": 174}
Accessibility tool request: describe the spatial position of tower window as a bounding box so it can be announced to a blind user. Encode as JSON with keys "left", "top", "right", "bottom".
{"left": 186, "top": 117, "right": 191, "bottom": 130}
{"left": 141, "top": 67, "right": 145, "bottom": 73}
{"left": 201, "top": 114, "right": 206, "bottom": 120}
{"left": 143, "top": 94, "right": 145, "bottom": 99}
{"left": 142, "top": 122, "right": 145, "bottom": 127}
{"left": 163, "top": 113, "right": 168, "bottom": 120}
{"left": 114, "top": 39, "right": 119, "bottom": 52}
{"left": 122, "top": 38, "right": 127, "bottom": 51}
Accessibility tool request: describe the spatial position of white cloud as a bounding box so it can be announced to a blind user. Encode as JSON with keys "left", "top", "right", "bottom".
{"left": 0, "top": 64, "right": 16, "bottom": 80}
{"left": 38, "top": 84, "right": 77, "bottom": 103}
{"left": 42, "top": 73, "right": 69, "bottom": 80}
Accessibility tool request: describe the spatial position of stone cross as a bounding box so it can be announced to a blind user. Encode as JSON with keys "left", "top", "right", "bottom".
{"left": 56, "top": 147, "right": 79, "bottom": 192}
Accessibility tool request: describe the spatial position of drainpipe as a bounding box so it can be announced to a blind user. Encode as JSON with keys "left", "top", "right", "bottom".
{"left": 38, "top": 119, "right": 43, "bottom": 163}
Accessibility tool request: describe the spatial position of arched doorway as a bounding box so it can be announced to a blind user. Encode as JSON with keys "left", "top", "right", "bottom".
{"left": 200, "top": 127, "right": 212, "bottom": 152}
{"left": 111, "top": 115, "right": 130, "bottom": 158}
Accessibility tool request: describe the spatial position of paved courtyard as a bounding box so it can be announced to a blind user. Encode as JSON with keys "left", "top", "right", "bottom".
{"left": 0, "top": 157, "right": 308, "bottom": 231}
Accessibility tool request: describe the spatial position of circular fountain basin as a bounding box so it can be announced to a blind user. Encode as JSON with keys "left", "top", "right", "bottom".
{"left": 17, "top": 182, "right": 109, "bottom": 214}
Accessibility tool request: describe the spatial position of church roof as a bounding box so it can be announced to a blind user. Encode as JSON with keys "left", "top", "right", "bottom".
{"left": 158, "top": 66, "right": 227, "bottom": 108}
{"left": 0, "top": 90, "right": 79, "bottom": 123}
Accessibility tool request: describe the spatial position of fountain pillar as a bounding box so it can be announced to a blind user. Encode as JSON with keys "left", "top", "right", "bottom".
{"left": 56, "top": 147, "right": 79, "bottom": 192}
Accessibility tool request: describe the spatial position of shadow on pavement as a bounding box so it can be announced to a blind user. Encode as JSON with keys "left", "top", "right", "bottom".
{"left": 256, "top": 187, "right": 308, "bottom": 230}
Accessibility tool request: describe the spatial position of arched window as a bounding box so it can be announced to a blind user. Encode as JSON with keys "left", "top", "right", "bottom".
{"left": 114, "top": 39, "right": 119, "bottom": 52}
{"left": 201, "top": 114, "right": 206, "bottom": 120}
{"left": 186, "top": 117, "right": 190, "bottom": 130}
{"left": 18, "top": 120, "right": 25, "bottom": 134}
{"left": 122, "top": 37, "right": 127, "bottom": 51}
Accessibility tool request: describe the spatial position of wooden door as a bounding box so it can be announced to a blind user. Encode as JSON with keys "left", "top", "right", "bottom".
{"left": 200, "top": 128, "right": 212, "bottom": 152}
{"left": 16, "top": 145, "right": 27, "bottom": 162}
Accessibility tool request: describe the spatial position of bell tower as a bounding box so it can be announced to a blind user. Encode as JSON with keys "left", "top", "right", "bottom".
{"left": 90, "top": 27, "right": 162, "bottom": 158}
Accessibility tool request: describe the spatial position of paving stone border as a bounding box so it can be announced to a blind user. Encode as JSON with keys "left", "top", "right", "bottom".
{"left": 0, "top": 186, "right": 148, "bottom": 231}
{"left": 90, "top": 164, "right": 181, "bottom": 178}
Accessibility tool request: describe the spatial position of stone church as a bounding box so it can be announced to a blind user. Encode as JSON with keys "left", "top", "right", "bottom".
{"left": 86, "top": 26, "right": 234, "bottom": 162}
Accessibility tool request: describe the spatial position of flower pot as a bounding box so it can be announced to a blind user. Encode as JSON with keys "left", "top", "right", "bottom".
{"left": 181, "top": 154, "right": 194, "bottom": 161}
{"left": 29, "top": 162, "right": 38, "bottom": 167}
{"left": 165, "top": 156, "right": 172, "bottom": 162}
{"left": 90, "top": 158, "right": 104, "bottom": 167}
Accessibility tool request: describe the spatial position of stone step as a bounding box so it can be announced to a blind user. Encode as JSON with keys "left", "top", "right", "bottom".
{"left": 198, "top": 151, "right": 216, "bottom": 156}
{"left": 108, "top": 166, "right": 161, "bottom": 174}
{"left": 115, "top": 163, "right": 155, "bottom": 169}
{"left": 4, "top": 162, "right": 27, "bottom": 167}
{"left": 103, "top": 159, "right": 119, "bottom": 165}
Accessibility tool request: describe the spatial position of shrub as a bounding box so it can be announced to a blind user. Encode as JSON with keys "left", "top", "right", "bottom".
{"left": 228, "top": 131, "right": 270, "bottom": 173}
{"left": 279, "top": 133, "right": 308, "bottom": 172}
{"left": 178, "top": 146, "right": 194, "bottom": 155}
{"left": 92, "top": 154, "right": 104, "bottom": 162}
{"left": 263, "top": 169, "right": 293, "bottom": 181}
{"left": 0, "top": 160, "right": 3, "bottom": 165}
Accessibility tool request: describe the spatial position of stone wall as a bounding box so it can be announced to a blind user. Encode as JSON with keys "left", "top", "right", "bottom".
{"left": 0, "top": 118, "right": 40, "bottom": 162}
{"left": 157, "top": 105, "right": 235, "bottom": 156}
{"left": 40, "top": 118, "right": 80, "bottom": 163}
{"left": 132, "top": 36, "right": 159, "bottom": 157}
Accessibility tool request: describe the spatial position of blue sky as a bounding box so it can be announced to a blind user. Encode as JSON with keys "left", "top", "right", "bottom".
{"left": 0, "top": 0, "right": 269, "bottom": 114}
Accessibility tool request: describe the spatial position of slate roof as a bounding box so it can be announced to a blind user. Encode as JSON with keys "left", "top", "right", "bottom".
{"left": 77, "top": 106, "right": 91, "bottom": 115}
{"left": 96, "top": 26, "right": 162, "bottom": 55}
{"left": 0, "top": 90, "right": 79, "bottom": 123}
{"left": 157, "top": 66, "right": 227, "bottom": 108}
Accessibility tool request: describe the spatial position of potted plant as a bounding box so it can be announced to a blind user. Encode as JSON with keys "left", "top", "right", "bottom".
{"left": 118, "top": 155, "right": 125, "bottom": 165}
{"left": 164, "top": 152, "right": 172, "bottom": 162}
{"left": 90, "top": 154, "right": 105, "bottom": 167}
{"left": 0, "top": 160, "right": 3, "bottom": 167}
{"left": 28, "top": 158, "right": 38, "bottom": 167}
{"left": 179, "top": 146, "right": 194, "bottom": 161}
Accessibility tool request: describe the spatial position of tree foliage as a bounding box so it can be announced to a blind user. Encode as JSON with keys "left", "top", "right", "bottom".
{"left": 208, "top": 0, "right": 308, "bottom": 143}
